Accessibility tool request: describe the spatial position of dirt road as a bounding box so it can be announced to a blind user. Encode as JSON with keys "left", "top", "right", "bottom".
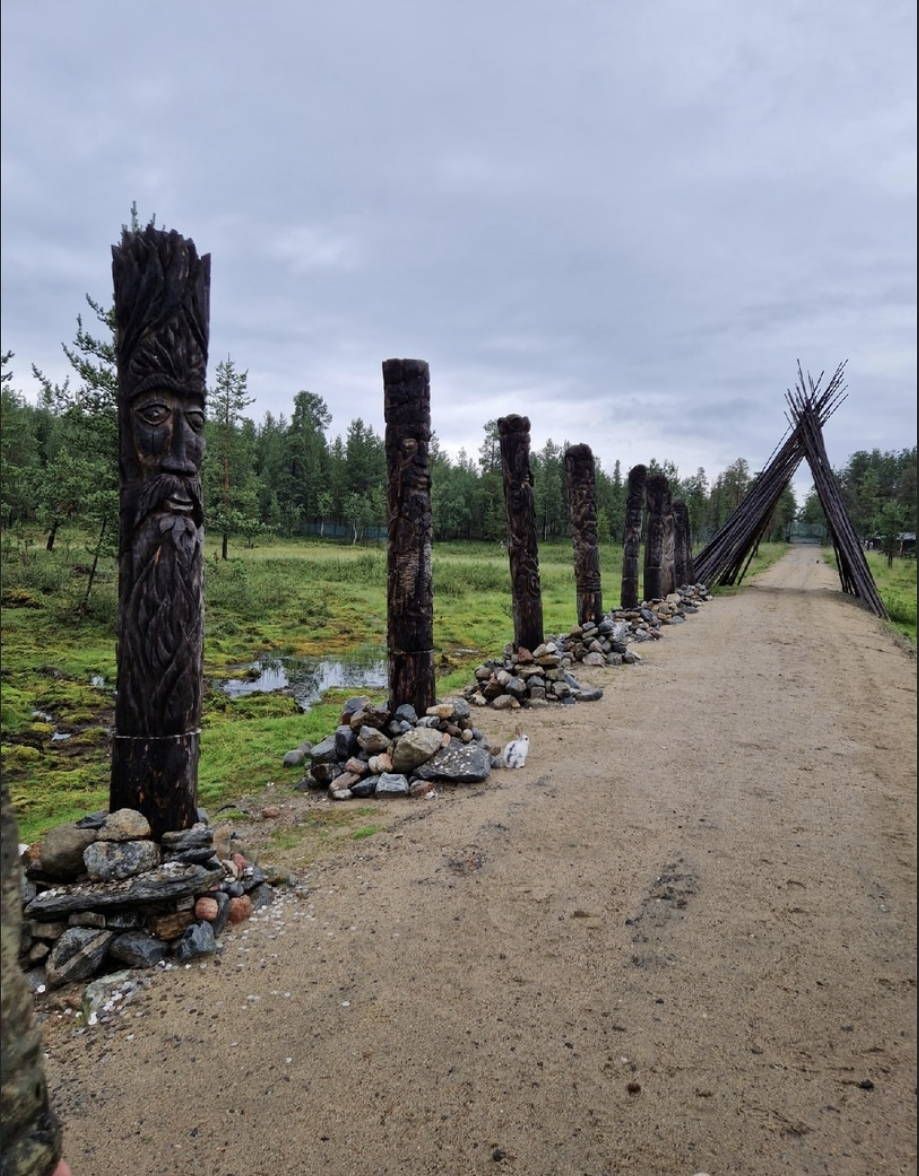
{"left": 44, "top": 547, "right": 917, "bottom": 1175}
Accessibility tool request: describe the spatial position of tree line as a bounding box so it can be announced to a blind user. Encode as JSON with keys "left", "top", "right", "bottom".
{"left": 9, "top": 290, "right": 914, "bottom": 561}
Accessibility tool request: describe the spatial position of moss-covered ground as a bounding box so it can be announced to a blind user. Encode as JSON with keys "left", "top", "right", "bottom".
{"left": 2, "top": 531, "right": 795, "bottom": 841}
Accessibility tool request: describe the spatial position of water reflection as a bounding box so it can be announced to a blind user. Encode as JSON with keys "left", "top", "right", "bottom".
{"left": 219, "top": 646, "right": 387, "bottom": 712}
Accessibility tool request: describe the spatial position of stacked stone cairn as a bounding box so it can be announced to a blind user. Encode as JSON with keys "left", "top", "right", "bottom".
{"left": 286, "top": 695, "right": 493, "bottom": 800}
{"left": 463, "top": 584, "right": 712, "bottom": 709}
{"left": 18, "top": 807, "right": 278, "bottom": 1008}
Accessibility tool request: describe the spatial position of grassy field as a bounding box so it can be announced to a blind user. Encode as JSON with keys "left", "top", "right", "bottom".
{"left": 860, "top": 551, "right": 916, "bottom": 642}
{"left": 2, "top": 531, "right": 790, "bottom": 841}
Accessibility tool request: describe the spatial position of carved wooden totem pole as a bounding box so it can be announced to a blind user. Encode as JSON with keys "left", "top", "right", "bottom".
{"left": 672, "top": 500, "right": 695, "bottom": 587}
{"left": 497, "top": 415, "right": 544, "bottom": 651}
{"left": 383, "top": 359, "right": 436, "bottom": 714}
{"left": 564, "top": 443, "right": 603, "bottom": 625}
{"left": 109, "top": 226, "right": 210, "bottom": 838}
{"left": 620, "top": 463, "right": 647, "bottom": 609}
{"left": 643, "top": 472, "right": 669, "bottom": 601}
{"left": 1, "top": 781, "right": 62, "bottom": 1175}
{"left": 660, "top": 480, "right": 676, "bottom": 596}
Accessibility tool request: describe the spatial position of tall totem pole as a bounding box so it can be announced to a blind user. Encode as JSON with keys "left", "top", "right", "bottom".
{"left": 383, "top": 359, "right": 436, "bottom": 715}
{"left": 620, "top": 463, "right": 647, "bottom": 609}
{"left": 109, "top": 226, "right": 210, "bottom": 838}
{"left": 564, "top": 443, "right": 603, "bottom": 625}
{"left": 643, "top": 472, "right": 669, "bottom": 602}
{"left": 672, "top": 500, "right": 695, "bottom": 587}
{"left": 498, "top": 415, "right": 544, "bottom": 652}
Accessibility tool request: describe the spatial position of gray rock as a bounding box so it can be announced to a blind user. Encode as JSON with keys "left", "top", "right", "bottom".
{"left": 109, "top": 931, "right": 168, "bottom": 968}
{"left": 308, "top": 734, "right": 339, "bottom": 764}
{"left": 415, "top": 715, "right": 441, "bottom": 728}
{"left": 582, "top": 652, "right": 605, "bottom": 667}
{"left": 82, "top": 971, "right": 138, "bottom": 1024}
{"left": 575, "top": 687, "right": 603, "bottom": 702}
{"left": 83, "top": 839, "right": 161, "bottom": 882}
{"left": 67, "top": 911, "right": 107, "bottom": 928}
{"left": 342, "top": 695, "right": 372, "bottom": 716}
{"left": 104, "top": 911, "right": 141, "bottom": 931}
{"left": 491, "top": 694, "right": 518, "bottom": 710}
{"left": 174, "top": 921, "right": 217, "bottom": 962}
{"left": 393, "top": 703, "right": 418, "bottom": 724}
{"left": 46, "top": 927, "right": 114, "bottom": 988}
{"left": 334, "top": 724, "right": 358, "bottom": 760}
{"left": 163, "top": 846, "right": 217, "bottom": 865}
{"left": 24, "top": 968, "right": 47, "bottom": 994}
{"left": 282, "top": 746, "right": 309, "bottom": 767}
{"left": 160, "top": 823, "right": 212, "bottom": 851}
{"left": 357, "top": 726, "right": 391, "bottom": 755}
{"left": 96, "top": 809, "right": 152, "bottom": 842}
{"left": 375, "top": 772, "right": 410, "bottom": 797}
{"left": 350, "top": 775, "right": 379, "bottom": 798}
{"left": 527, "top": 686, "right": 547, "bottom": 701}
{"left": 210, "top": 891, "right": 231, "bottom": 936}
{"left": 310, "top": 761, "right": 343, "bottom": 787}
{"left": 25, "top": 862, "right": 224, "bottom": 918}
{"left": 249, "top": 883, "right": 276, "bottom": 911}
{"left": 623, "top": 650, "right": 641, "bottom": 664}
{"left": 26, "top": 824, "right": 96, "bottom": 881}
{"left": 391, "top": 727, "right": 443, "bottom": 772}
{"left": 606, "top": 653, "right": 624, "bottom": 666}
{"left": 505, "top": 676, "right": 527, "bottom": 698}
{"left": 413, "top": 743, "right": 491, "bottom": 784}
{"left": 330, "top": 787, "right": 353, "bottom": 801}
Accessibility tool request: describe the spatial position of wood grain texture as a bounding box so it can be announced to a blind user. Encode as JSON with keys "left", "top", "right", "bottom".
{"left": 498, "top": 415, "right": 544, "bottom": 651}
{"left": 564, "top": 443, "right": 603, "bottom": 624}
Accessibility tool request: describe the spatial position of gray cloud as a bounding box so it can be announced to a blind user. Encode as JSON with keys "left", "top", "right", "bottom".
{"left": 2, "top": 0, "right": 915, "bottom": 508}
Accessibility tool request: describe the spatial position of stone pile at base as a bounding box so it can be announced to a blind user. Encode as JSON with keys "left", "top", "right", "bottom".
{"left": 285, "top": 695, "right": 493, "bottom": 801}
{"left": 18, "top": 807, "right": 279, "bottom": 1004}
{"left": 463, "top": 584, "right": 712, "bottom": 709}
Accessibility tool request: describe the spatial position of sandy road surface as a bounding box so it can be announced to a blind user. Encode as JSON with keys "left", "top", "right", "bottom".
{"left": 44, "top": 547, "right": 917, "bottom": 1175}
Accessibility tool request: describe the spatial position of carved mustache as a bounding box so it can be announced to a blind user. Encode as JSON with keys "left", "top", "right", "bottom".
{"left": 133, "top": 474, "right": 203, "bottom": 527}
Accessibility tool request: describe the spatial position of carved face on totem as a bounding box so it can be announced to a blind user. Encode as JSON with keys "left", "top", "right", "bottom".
{"left": 127, "top": 384, "right": 206, "bottom": 527}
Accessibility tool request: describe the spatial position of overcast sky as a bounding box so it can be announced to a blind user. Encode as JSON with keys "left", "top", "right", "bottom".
{"left": 2, "top": 0, "right": 915, "bottom": 501}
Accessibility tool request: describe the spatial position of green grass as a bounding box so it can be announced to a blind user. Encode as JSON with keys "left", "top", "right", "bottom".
{"left": 1, "top": 527, "right": 786, "bottom": 841}
{"left": 861, "top": 552, "right": 916, "bottom": 642}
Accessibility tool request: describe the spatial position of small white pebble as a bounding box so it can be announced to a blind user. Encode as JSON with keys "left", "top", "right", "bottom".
{"left": 340, "top": 1001, "right": 350, "bottom": 1008}
{"left": 285, "top": 1057, "right": 292, "bottom": 1064}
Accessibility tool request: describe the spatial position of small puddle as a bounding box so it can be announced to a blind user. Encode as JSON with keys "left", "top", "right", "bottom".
{"left": 219, "top": 646, "right": 387, "bottom": 712}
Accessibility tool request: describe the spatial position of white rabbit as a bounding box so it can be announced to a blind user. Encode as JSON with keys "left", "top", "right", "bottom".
{"left": 502, "top": 729, "right": 529, "bottom": 769}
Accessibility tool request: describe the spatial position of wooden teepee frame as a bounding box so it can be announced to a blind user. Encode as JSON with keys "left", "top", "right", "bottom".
{"left": 694, "top": 362, "right": 888, "bottom": 618}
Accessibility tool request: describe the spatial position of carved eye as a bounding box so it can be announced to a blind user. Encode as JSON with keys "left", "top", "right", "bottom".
{"left": 136, "top": 402, "right": 170, "bottom": 426}
{"left": 185, "top": 410, "right": 205, "bottom": 433}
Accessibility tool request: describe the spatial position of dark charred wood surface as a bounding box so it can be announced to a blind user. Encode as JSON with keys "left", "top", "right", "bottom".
{"left": 564, "top": 443, "right": 603, "bottom": 624}
{"left": 643, "top": 473, "right": 669, "bottom": 601}
{"left": 660, "top": 481, "right": 676, "bottom": 596}
{"left": 498, "top": 415, "right": 544, "bottom": 651}
{"left": 621, "top": 464, "right": 647, "bottom": 608}
{"left": 1, "top": 781, "right": 62, "bottom": 1175}
{"left": 383, "top": 358, "right": 436, "bottom": 713}
{"left": 672, "top": 500, "right": 695, "bottom": 586}
{"left": 110, "top": 226, "right": 210, "bottom": 836}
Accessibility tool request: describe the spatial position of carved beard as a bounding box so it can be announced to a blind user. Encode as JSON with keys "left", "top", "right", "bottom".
{"left": 117, "top": 490, "right": 203, "bottom": 736}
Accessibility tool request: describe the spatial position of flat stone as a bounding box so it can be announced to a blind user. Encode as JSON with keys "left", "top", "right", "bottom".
{"left": 25, "top": 824, "right": 96, "bottom": 881}
{"left": 96, "top": 809, "right": 152, "bottom": 842}
{"left": 341, "top": 695, "right": 372, "bottom": 717}
{"left": 425, "top": 703, "right": 455, "bottom": 719}
{"left": 330, "top": 787, "right": 354, "bottom": 801}
{"left": 160, "top": 823, "right": 212, "bottom": 851}
{"left": 582, "top": 652, "right": 605, "bottom": 666}
{"left": 391, "top": 727, "right": 443, "bottom": 772}
{"left": 375, "top": 772, "right": 410, "bottom": 797}
{"left": 491, "top": 694, "right": 519, "bottom": 710}
{"left": 575, "top": 687, "right": 603, "bottom": 702}
{"left": 109, "top": 930, "right": 168, "bottom": 968}
{"left": 25, "top": 862, "right": 224, "bottom": 918}
{"left": 82, "top": 971, "right": 138, "bottom": 1024}
{"left": 68, "top": 911, "right": 107, "bottom": 929}
{"left": 46, "top": 927, "right": 114, "bottom": 988}
{"left": 148, "top": 911, "right": 195, "bottom": 940}
{"left": 174, "top": 921, "right": 217, "bottom": 962}
{"left": 413, "top": 743, "right": 491, "bottom": 784}
{"left": 75, "top": 811, "right": 108, "bottom": 830}
{"left": 334, "top": 772, "right": 362, "bottom": 790}
{"left": 83, "top": 839, "right": 161, "bottom": 882}
{"left": 623, "top": 650, "right": 642, "bottom": 664}
{"left": 163, "top": 846, "right": 217, "bottom": 865}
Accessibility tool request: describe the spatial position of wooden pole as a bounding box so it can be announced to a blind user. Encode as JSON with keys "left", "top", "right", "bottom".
{"left": 498, "top": 415, "right": 544, "bottom": 651}
{"left": 643, "top": 473, "right": 668, "bottom": 601}
{"left": 564, "top": 443, "right": 603, "bottom": 624}
{"left": 109, "top": 226, "right": 210, "bottom": 837}
{"left": 383, "top": 358, "right": 436, "bottom": 713}
{"left": 660, "top": 480, "right": 676, "bottom": 596}
{"left": 620, "top": 464, "right": 647, "bottom": 608}
{"left": 672, "top": 500, "right": 695, "bottom": 586}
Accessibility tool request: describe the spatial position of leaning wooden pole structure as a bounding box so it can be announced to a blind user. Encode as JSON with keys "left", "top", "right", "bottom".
{"left": 564, "top": 443, "right": 603, "bottom": 625}
{"left": 383, "top": 358, "right": 437, "bottom": 713}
